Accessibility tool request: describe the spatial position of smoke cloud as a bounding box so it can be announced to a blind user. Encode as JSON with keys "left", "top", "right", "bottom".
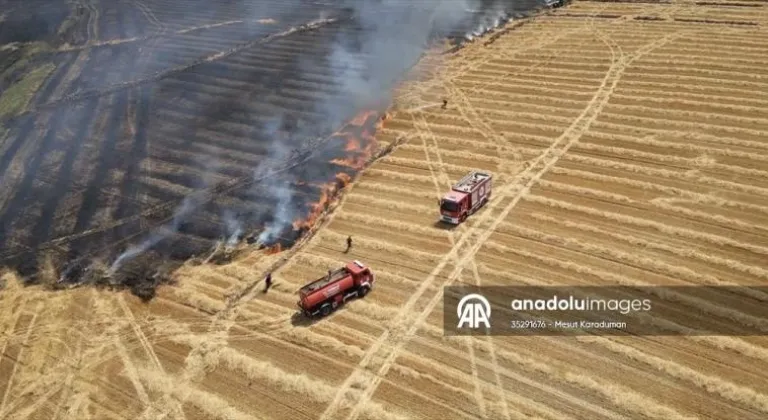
{"left": 106, "top": 0, "right": 544, "bottom": 269}
{"left": 109, "top": 156, "right": 221, "bottom": 274}
{"left": 250, "top": 117, "right": 300, "bottom": 245}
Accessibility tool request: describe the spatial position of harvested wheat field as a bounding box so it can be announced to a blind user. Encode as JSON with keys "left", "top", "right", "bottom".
{"left": 3, "top": 0, "right": 768, "bottom": 419}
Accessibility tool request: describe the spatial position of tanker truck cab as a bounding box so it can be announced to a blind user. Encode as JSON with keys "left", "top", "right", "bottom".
{"left": 297, "top": 260, "right": 375, "bottom": 317}
{"left": 440, "top": 191, "right": 467, "bottom": 224}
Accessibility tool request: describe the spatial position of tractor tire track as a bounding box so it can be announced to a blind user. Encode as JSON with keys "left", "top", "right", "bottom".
{"left": 411, "top": 112, "right": 489, "bottom": 419}
{"left": 61, "top": 9, "right": 132, "bottom": 261}
{"left": 109, "top": 0, "right": 163, "bottom": 236}
{"left": 0, "top": 307, "right": 28, "bottom": 416}
{"left": 0, "top": 302, "right": 44, "bottom": 417}
{"left": 29, "top": 97, "right": 100, "bottom": 250}
{"left": 66, "top": 86, "right": 131, "bottom": 262}
{"left": 85, "top": 0, "right": 100, "bottom": 43}
{"left": 57, "top": 19, "right": 247, "bottom": 54}
{"left": 136, "top": 274, "right": 271, "bottom": 419}
{"left": 115, "top": 293, "right": 186, "bottom": 419}
{"left": 468, "top": 262, "right": 511, "bottom": 420}
{"left": 15, "top": 16, "right": 345, "bottom": 121}
{"left": 0, "top": 2, "right": 102, "bottom": 262}
{"left": 322, "top": 24, "right": 679, "bottom": 420}
{"left": 444, "top": 83, "right": 508, "bottom": 174}
{"left": 130, "top": 0, "right": 163, "bottom": 35}
{"left": 111, "top": 85, "right": 151, "bottom": 243}
{"left": 0, "top": 48, "right": 82, "bottom": 183}
{"left": 0, "top": 110, "right": 68, "bottom": 264}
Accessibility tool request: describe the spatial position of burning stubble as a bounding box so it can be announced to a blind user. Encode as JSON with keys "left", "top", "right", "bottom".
{"left": 10, "top": 0, "right": 544, "bottom": 293}
{"left": 108, "top": 157, "right": 222, "bottom": 275}
{"left": 110, "top": 0, "right": 538, "bottom": 277}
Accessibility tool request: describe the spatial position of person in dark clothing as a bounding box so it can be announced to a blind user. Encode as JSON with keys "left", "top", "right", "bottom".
{"left": 345, "top": 236, "right": 353, "bottom": 253}
{"left": 264, "top": 272, "right": 272, "bottom": 293}
{"left": 442, "top": 99, "right": 448, "bottom": 109}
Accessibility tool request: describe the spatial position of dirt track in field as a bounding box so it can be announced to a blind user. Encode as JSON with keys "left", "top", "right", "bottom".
{"left": 3, "top": 0, "right": 768, "bottom": 419}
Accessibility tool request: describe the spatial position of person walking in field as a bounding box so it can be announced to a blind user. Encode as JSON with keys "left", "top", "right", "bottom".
{"left": 345, "top": 235, "right": 353, "bottom": 253}
{"left": 264, "top": 272, "right": 272, "bottom": 293}
{"left": 442, "top": 99, "right": 448, "bottom": 109}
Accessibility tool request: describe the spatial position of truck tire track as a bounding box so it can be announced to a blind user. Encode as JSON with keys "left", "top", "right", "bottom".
{"left": 412, "top": 112, "right": 489, "bottom": 418}
{"left": 130, "top": 0, "right": 163, "bottom": 35}
{"left": 0, "top": 302, "right": 44, "bottom": 417}
{"left": 15, "top": 16, "right": 345, "bottom": 120}
{"left": 321, "top": 23, "right": 681, "bottom": 420}
{"left": 469, "top": 262, "right": 511, "bottom": 420}
{"left": 0, "top": 110, "right": 68, "bottom": 262}
{"left": 29, "top": 97, "right": 100, "bottom": 249}
{"left": 117, "top": 294, "right": 188, "bottom": 418}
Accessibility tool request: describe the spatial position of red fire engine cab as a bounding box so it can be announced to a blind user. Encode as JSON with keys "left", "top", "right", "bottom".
{"left": 297, "top": 260, "right": 375, "bottom": 317}
{"left": 439, "top": 170, "right": 492, "bottom": 224}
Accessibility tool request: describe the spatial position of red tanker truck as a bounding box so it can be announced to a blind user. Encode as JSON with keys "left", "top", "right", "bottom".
{"left": 439, "top": 170, "right": 492, "bottom": 225}
{"left": 297, "top": 260, "right": 375, "bottom": 317}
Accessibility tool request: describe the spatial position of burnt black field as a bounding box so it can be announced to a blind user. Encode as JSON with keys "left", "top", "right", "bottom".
{"left": 0, "top": 0, "right": 544, "bottom": 296}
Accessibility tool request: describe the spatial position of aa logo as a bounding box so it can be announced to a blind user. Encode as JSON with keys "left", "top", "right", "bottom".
{"left": 456, "top": 293, "right": 491, "bottom": 329}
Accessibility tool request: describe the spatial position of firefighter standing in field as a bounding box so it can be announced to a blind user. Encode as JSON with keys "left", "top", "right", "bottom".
{"left": 442, "top": 99, "right": 448, "bottom": 109}
{"left": 345, "top": 235, "right": 353, "bottom": 253}
{"left": 264, "top": 272, "right": 272, "bottom": 293}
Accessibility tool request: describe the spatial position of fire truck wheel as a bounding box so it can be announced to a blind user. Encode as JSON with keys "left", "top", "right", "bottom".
{"left": 320, "top": 304, "right": 331, "bottom": 316}
{"left": 359, "top": 286, "right": 370, "bottom": 297}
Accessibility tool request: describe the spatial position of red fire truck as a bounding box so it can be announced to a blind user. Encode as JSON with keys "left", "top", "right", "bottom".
{"left": 297, "top": 260, "right": 375, "bottom": 317}
{"left": 439, "top": 170, "right": 492, "bottom": 224}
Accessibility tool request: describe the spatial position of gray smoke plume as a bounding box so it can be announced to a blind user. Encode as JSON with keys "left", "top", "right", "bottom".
{"left": 108, "top": 157, "right": 221, "bottom": 274}
{"left": 251, "top": 118, "right": 298, "bottom": 245}
{"left": 222, "top": 209, "right": 243, "bottom": 248}
{"left": 108, "top": 194, "right": 197, "bottom": 274}
{"left": 464, "top": 3, "right": 515, "bottom": 41}
{"left": 314, "top": 0, "right": 495, "bottom": 127}
{"left": 107, "top": 0, "right": 541, "bottom": 265}
{"left": 246, "top": 0, "right": 538, "bottom": 241}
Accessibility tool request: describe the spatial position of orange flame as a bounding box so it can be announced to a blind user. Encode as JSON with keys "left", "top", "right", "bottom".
{"left": 290, "top": 108, "right": 388, "bottom": 233}
{"left": 345, "top": 137, "right": 361, "bottom": 152}
{"left": 377, "top": 113, "right": 391, "bottom": 129}
{"left": 265, "top": 243, "right": 283, "bottom": 254}
{"left": 292, "top": 187, "right": 331, "bottom": 231}
{"left": 349, "top": 109, "right": 378, "bottom": 126}
{"left": 336, "top": 172, "right": 352, "bottom": 186}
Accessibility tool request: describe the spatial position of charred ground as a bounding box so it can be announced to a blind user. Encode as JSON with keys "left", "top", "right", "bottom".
{"left": 0, "top": 0, "right": 544, "bottom": 297}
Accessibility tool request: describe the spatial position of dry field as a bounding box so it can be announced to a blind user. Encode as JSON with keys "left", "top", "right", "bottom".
{"left": 3, "top": 0, "right": 768, "bottom": 419}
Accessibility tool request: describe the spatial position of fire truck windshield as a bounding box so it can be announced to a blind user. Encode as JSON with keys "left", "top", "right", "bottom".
{"left": 441, "top": 200, "right": 459, "bottom": 212}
